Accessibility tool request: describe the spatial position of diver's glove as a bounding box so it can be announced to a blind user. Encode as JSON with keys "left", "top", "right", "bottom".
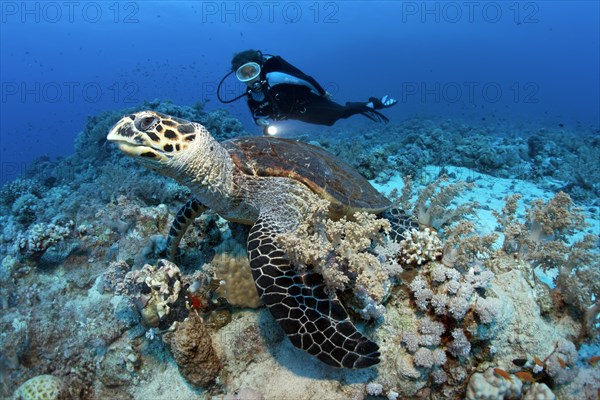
{"left": 255, "top": 118, "right": 270, "bottom": 127}
{"left": 367, "top": 95, "right": 398, "bottom": 110}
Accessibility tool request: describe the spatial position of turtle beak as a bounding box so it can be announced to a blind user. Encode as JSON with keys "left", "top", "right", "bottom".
{"left": 107, "top": 120, "right": 137, "bottom": 156}
{"left": 107, "top": 117, "right": 162, "bottom": 160}
{"left": 107, "top": 117, "right": 135, "bottom": 143}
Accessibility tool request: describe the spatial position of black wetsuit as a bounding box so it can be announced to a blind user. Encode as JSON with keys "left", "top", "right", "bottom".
{"left": 246, "top": 56, "right": 388, "bottom": 126}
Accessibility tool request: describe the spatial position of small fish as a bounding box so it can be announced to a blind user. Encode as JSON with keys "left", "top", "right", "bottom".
{"left": 515, "top": 371, "right": 537, "bottom": 383}
{"left": 512, "top": 358, "right": 528, "bottom": 367}
{"left": 534, "top": 356, "right": 544, "bottom": 366}
{"left": 494, "top": 368, "right": 512, "bottom": 381}
{"left": 557, "top": 357, "right": 567, "bottom": 369}
{"left": 188, "top": 293, "right": 202, "bottom": 309}
{"left": 589, "top": 355, "right": 600, "bottom": 366}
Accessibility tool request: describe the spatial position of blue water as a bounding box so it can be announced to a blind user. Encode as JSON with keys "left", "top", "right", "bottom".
{"left": 1, "top": 1, "right": 599, "bottom": 184}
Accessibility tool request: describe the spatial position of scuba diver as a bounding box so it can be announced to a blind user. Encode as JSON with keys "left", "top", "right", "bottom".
{"left": 218, "top": 49, "right": 398, "bottom": 134}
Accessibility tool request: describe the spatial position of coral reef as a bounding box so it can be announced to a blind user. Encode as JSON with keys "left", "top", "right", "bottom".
{"left": 1, "top": 102, "right": 598, "bottom": 399}
{"left": 466, "top": 367, "right": 557, "bottom": 400}
{"left": 12, "top": 374, "right": 68, "bottom": 400}
{"left": 398, "top": 227, "right": 442, "bottom": 266}
{"left": 320, "top": 117, "right": 600, "bottom": 204}
{"left": 16, "top": 221, "right": 74, "bottom": 260}
{"left": 209, "top": 238, "right": 261, "bottom": 309}
{"left": 163, "top": 312, "right": 220, "bottom": 388}
{"left": 493, "top": 192, "right": 600, "bottom": 337}
{"left": 123, "top": 260, "right": 187, "bottom": 329}
{"left": 276, "top": 196, "right": 401, "bottom": 319}
{"left": 115, "top": 258, "right": 224, "bottom": 387}
{"left": 465, "top": 367, "right": 523, "bottom": 400}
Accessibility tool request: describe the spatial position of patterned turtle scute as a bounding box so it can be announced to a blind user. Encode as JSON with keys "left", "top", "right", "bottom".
{"left": 223, "top": 137, "right": 391, "bottom": 212}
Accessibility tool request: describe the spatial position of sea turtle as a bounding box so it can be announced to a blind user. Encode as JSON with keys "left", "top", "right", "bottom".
{"left": 107, "top": 111, "right": 409, "bottom": 368}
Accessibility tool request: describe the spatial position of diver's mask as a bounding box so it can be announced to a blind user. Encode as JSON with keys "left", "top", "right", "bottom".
{"left": 236, "top": 62, "right": 263, "bottom": 93}
{"left": 236, "top": 62, "right": 261, "bottom": 83}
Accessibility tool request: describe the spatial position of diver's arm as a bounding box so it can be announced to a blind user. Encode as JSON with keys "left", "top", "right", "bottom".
{"left": 254, "top": 118, "right": 270, "bottom": 127}
{"left": 265, "top": 72, "right": 326, "bottom": 97}
{"left": 266, "top": 56, "right": 327, "bottom": 96}
{"left": 250, "top": 108, "right": 271, "bottom": 127}
{"left": 246, "top": 95, "right": 271, "bottom": 126}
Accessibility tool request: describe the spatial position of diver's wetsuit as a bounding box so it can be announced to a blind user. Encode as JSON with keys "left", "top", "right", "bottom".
{"left": 246, "top": 56, "right": 388, "bottom": 126}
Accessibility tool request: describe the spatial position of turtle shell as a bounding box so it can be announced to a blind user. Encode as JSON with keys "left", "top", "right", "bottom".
{"left": 222, "top": 137, "right": 391, "bottom": 214}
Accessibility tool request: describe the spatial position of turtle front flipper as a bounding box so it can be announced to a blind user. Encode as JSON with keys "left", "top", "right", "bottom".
{"left": 247, "top": 214, "right": 380, "bottom": 369}
{"left": 381, "top": 208, "right": 419, "bottom": 242}
{"left": 166, "top": 198, "right": 207, "bottom": 261}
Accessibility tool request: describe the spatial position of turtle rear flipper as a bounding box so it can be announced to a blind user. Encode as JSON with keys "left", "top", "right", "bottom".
{"left": 248, "top": 214, "right": 380, "bottom": 369}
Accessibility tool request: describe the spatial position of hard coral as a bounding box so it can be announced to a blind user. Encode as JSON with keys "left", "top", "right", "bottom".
{"left": 12, "top": 375, "right": 68, "bottom": 400}
{"left": 399, "top": 227, "right": 442, "bottom": 266}
{"left": 210, "top": 238, "right": 261, "bottom": 308}
{"left": 0, "top": 178, "right": 43, "bottom": 208}
{"left": 465, "top": 367, "right": 523, "bottom": 400}
{"left": 163, "top": 312, "right": 220, "bottom": 387}
{"left": 123, "top": 259, "right": 187, "bottom": 329}
{"left": 544, "top": 338, "right": 578, "bottom": 385}
{"left": 522, "top": 383, "right": 555, "bottom": 400}
{"left": 16, "top": 221, "right": 74, "bottom": 260}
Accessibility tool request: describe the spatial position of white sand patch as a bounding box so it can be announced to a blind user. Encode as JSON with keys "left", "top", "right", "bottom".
{"left": 372, "top": 165, "right": 599, "bottom": 288}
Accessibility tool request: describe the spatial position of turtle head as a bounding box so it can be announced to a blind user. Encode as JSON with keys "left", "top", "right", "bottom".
{"left": 107, "top": 111, "right": 202, "bottom": 168}
{"left": 108, "top": 111, "right": 232, "bottom": 198}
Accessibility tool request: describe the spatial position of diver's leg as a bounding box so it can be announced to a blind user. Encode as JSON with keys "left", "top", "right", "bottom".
{"left": 293, "top": 95, "right": 393, "bottom": 125}
{"left": 366, "top": 95, "right": 398, "bottom": 110}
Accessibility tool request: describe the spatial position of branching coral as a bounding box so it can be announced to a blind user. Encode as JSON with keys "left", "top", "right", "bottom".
{"left": 398, "top": 227, "right": 442, "bottom": 266}
{"left": 392, "top": 175, "right": 497, "bottom": 270}
{"left": 494, "top": 192, "right": 599, "bottom": 337}
{"left": 277, "top": 196, "right": 399, "bottom": 319}
{"left": 441, "top": 220, "right": 498, "bottom": 268}
{"left": 494, "top": 192, "right": 592, "bottom": 269}
{"left": 1, "top": 177, "right": 39, "bottom": 199}
{"left": 407, "top": 175, "right": 478, "bottom": 229}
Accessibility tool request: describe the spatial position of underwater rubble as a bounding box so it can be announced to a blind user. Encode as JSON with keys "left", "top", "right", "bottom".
{"left": 1, "top": 101, "right": 599, "bottom": 399}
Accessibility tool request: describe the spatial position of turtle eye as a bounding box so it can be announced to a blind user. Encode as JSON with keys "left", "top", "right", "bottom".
{"left": 136, "top": 116, "right": 159, "bottom": 131}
